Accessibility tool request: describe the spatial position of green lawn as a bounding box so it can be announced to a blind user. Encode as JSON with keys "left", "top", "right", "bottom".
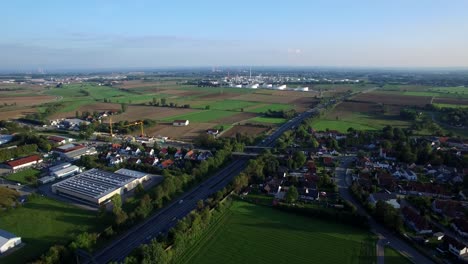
{"left": 384, "top": 246, "right": 412, "bottom": 264}
{"left": 201, "top": 100, "right": 258, "bottom": 111}
{"left": 312, "top": 111, "right": 411, "bottom": 132}
{"left": 180, "top": 201, "right": 376, "bottom": 264}
{"left": 247, "top": 103, "right": 293, "bottom": 113}
{"left": 249, "top": 117, "right": 287, "bottom": 124}
{"left": 0, "top": 196, "right": 102, "bottom": 263}
{"left": 312, "top": 119, "right": 378, "bottom": 132}
{"left": 162, "top": 110, "right": 238, "bottom": 123}
{"left": 5, "top": 168, "right": 40, "bottom": 184}
{"left": 433, "top": 103, "right": 468, "bottom": 109}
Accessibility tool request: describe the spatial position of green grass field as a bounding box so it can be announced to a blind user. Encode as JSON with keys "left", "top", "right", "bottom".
{"left": 199, "top": 100, "right": 258, "bottom": 111}
{"left": 249, "top": 117, "right": 287, "bottom": 124}
{"left": 180, "top": 201, "right": 376, "bottom": 264}
{"left": 312, "top": 112, "right": 410, "bottom": 132}
{"left": 162, "top": 110, "right": 237, "bottom": 123}
{"left": 375, "top": 86, "right": 468, "bottom": 99}
{"left": 433, "top": 103, "right": 468, "bottom": 109}
{"left": 384, "top": 246, "right": 412, "bottom": 264}
{"left": 0, "top": 196, "right": 102, "bottom": 263}
{"left": 312, "top": 119, "right": 378, "bottom": 132}
{"left": 5, "top": 168, "right": 40, "bottom": 184}
{"left": 247, "top": 103, "right": 293, "bottom": 113}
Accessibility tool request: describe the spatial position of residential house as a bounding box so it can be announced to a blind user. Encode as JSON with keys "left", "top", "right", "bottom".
{"left": 402, "top": 182, "right": 452, "bottom": 198}
{"left": 184, "top": 150, "right": 196, "bottom": 160}
{"left": 127, "top": 157, "right": 141, "bottom": 165}
{"left": 197, "top": 151, "right": 213, "bottom": 161}
{"left": 145, "top": 147, "right": 155, "bottom": 156}
{"left": 368, "top": 193, "right": 400, "bottom": 209}
{"left": 174, "top": 150, "right": 184, "bottom": 159}
{"left": 433, "top": 232, "right": 444, "bottom": 241}
{"left": 159, "top": 159, "right": 174, "bottom": 169}
{"left": 376, "top": 171, "right": 397, "bottom": 190}
{"left": 323, "top": 156, "right": 334, "bottom": 166}
{"left": 299, "top": 187, "right": 319, "bottom": 201}
{"left": 402, "top": 206, "right": 432, "bottom": 235}
{"left": 451, "top": 219, "right": 468, "bottom": 238}
{"left": 392, "top": 169, "right": 417, "bottom": 181}
{"left": 108, "top": 155, "right": 123, "bottom": 166}
{"left": 159, "top": 148, "right": 168, "bottom": 157}
{"left": 206, "top": 129, "right": 219, "bottom": 135}
{"left": 443, "top": 235, "right": 468, "bottom": 258}
{"left": 143, "top": 157, "right": 159, "bottom": 166}
{"left": 431, "top": 199, "right": 465, "bottom": 219}
{"left": 173, "top": 120, "right": 190, "bottom": 126}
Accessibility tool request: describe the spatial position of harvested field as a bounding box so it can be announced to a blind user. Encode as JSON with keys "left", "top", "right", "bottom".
{"left": 352, "top": 92, "right": 431, "bottom": 106}
{"left": 110, "top": 106, "right": 196, "bottom": 122}
{"left": 142, "top": 122, "right": 215, "bottom": 141}
{"left": 433, "top": 98, "right": 468, "bottom": 105}
{"left": 157, "top": 90, "right": 202, "bottom": 96}
{"left": 196, "top": 92, "right": 238, "bottom": 100}
{"left": 221, "top": 125, "right": 270, "bottom": 138}
{"left": 118, "top": 80, "right": 176, "bottom": 89}
{"left": 292, "top": 97, "right": 320, "bottom": 111}
{"left": 215, "top": 112, "right": 257, "bottom": 124}
{"left": 270, "top": 90, "right": 319, "bottom": 97}
{"left": 0, "top": 107, "right": 37, "bottom": 120}
{"left": 232, "top": 94, "right": 298, "bottom": 104}
{"left": 0, "top": 95, "right": 57, "bottom": 106}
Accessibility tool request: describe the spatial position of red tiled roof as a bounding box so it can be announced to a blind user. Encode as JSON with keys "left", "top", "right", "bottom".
{"left": 443, "top": 235, "right": 467, "bottom": 251}
{"left": 55, "top": 144, "right": 85, "bottom": 153}
{"left": 438, "top": 137, "right": 449, "bottom": 143}
{"left": 6, "top": 155, "right": 41, "bottom": 168}
{"left": 402, "top": 206, "right": 431, "bottom": 231}
{"left": 452, "top": 218, "right": 468, "bottom": 233}
{"left": 48, "top": 136, "right": 66, "bottom": 142}
{"left": 161, "top": 159, "right": 174, "bottom": 168}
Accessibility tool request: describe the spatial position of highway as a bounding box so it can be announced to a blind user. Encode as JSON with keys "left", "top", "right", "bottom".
{"left": 90, "top": 100, "right": 328, "bottom": 263}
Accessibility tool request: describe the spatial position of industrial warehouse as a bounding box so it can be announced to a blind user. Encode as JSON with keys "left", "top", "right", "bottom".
{"left": 51, "top": 168, "right": 155, "bottom": 205}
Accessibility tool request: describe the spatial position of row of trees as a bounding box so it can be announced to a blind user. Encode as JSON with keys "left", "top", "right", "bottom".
{"left": 0, "top": 144, "right": 37, "bottom": 162}
{"left": 263, "top": 109, "right": 297, "bottom": 119}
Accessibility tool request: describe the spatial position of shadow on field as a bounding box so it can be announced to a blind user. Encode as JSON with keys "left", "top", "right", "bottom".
{"left": 25, "top": 201, "right": 91, "bottom": 216}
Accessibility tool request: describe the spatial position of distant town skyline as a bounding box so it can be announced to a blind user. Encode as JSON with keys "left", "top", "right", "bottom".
{"left": 1, "top": 0, "right": 468, "bottom": 70}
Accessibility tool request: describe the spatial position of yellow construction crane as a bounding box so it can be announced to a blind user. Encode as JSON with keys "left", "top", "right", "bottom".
{"left": 124, "top": 121, "right": 145, "bottom": 137}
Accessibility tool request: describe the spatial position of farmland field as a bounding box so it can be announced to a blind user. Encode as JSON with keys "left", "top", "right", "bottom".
{"left": 311, "top": 101, "right": 410, "bottom": 132}
{"left": 161, "top": 110, "right": 237, "bottom": 123}
{"left": 352, "top": 92, "right": 432, "bottom": 106}
{"left": 0, "top": 196, "right": 103, "bottom": 264}
{"left": 247, "top": 103, "right": 293, "bottom": 113}
{"left": 180, "top": 201, "right": 376, "bottom": 264}
{"left": 384, "top": 246, "right": 412, "bottom": 264}
{"left": 249, "top": 117, "right": 287, "bottom": 124}
{"left": 220, "top": 125, "right": 270, "bottom": 138}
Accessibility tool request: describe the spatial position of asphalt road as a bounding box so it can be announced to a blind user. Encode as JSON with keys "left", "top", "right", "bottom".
{"left": 335, "top": 157, "right": 434, "bottom": 264}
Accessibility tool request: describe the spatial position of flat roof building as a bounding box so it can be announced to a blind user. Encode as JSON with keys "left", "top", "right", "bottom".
{"left": 0, "top": 229, "right": 21, "bottom": 254}
{"left": 51, "top": 168, "right": 149, "bottom": 205}
{"left": 51, "top": 165, "right": 81, "bottom": 179}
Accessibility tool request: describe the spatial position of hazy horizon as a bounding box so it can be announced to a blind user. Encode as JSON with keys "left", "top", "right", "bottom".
{"left": 1, "top": 0, "right": 468, "bottom": 71}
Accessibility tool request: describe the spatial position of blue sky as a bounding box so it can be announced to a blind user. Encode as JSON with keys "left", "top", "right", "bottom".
{"left": 1, "top": 0, "right": 468, "bottom": 70}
